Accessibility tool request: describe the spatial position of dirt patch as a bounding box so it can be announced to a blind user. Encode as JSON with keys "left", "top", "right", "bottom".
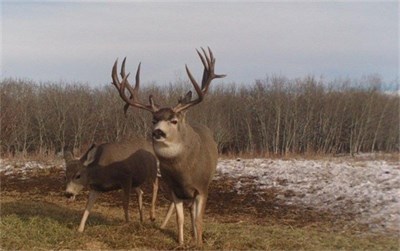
{"left": 1, "top": 168, "right": 363, "bottom": 235}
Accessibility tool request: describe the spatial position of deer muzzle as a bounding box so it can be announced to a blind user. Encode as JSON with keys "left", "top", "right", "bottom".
{"left": 152, "top": 129, "right": 166, "bottom": 140}
{"left": 64, "top": 192, "right": 76, "bottom": 203}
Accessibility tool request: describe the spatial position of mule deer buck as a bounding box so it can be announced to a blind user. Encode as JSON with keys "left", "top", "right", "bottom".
{"left": 64, "top": 139, "right": 159, "bottom": 232}
{"left": 111, "top": 47, "right": 225, "bottom": 246}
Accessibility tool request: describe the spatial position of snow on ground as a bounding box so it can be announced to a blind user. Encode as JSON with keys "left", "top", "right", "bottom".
{"left": 0, "top": 159, "right": 64, "bottom": 178}
{"left": 216, "top": 157, "right": 400, "bottom": 233}
{"left": 1, "top": 156, "right": 399, "bottom": 233}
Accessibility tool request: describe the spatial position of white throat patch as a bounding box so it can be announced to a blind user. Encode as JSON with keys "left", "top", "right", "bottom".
{"left": 153, "top": 141, "right": 184, "bottom": 159}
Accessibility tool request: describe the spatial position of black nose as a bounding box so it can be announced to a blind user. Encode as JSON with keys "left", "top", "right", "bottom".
{"left": 65, "top": 192, "right": 74, "bottom": 198}
{"left": 152, "top": 129, "right": 166, "bottom": 139}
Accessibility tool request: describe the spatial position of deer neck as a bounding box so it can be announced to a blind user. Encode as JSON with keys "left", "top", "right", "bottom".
{"left": 153, "top": 124, "right": 199, "bottom": 161}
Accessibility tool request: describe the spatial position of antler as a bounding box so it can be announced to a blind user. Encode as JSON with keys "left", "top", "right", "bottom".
{"left": 173, "top": 47, "right": 226, "bottom": 113}
{"left": 111, "top": 58, "right": 158, "bottom": 114}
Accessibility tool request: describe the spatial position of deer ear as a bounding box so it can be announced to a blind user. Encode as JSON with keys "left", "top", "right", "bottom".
{"left": 177, "top": 91, "right": 192, "bottom": 118}
{"left": 178, "top": 91, "right": 192, "bottom": 104}
{"left": 80, "top": 144, "right": 98, "bottom": 166}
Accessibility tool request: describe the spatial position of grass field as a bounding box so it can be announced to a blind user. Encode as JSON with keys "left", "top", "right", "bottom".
{"left": 1, "top": 159, "right": 399, "bottom": 250}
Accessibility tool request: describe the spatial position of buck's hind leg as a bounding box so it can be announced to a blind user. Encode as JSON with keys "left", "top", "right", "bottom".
{"left": 171, "top": 192, "right": 184, "bottom": 245}
{"left": 193, "top": 194, "right": 207, "bottom": 247}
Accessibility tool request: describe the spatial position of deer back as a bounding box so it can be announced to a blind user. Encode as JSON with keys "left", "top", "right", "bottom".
{"left": 95, "top": 138, "right": 153, "bottom": 165}
{"left": 86, "top": 139, "right": 157, "bottom": 189}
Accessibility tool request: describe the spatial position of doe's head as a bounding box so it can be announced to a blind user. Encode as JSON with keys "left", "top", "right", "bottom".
{"left": 63, "top": 144, "right": 97, "bottom": 202}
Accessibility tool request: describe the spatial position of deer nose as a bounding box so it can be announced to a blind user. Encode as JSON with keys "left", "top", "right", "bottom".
{"left": 152, "top": 129, "right": 166, "bottom": 139}
{"left": 65, "top": 192, "right": 74, "bottom": 198}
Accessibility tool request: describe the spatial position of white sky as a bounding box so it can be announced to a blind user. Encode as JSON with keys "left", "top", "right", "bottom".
{"left": 1, "top": 1, "right": 399, "bottom": 87}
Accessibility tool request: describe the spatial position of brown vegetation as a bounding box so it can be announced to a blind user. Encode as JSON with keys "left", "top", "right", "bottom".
{"left": 1, "top": 75, "right": 398, "bottom": 157}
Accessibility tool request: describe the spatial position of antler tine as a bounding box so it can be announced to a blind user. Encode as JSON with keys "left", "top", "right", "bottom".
{"left": 111, "top": 59, "right": 121, "bottom": 88}
{"left": 196, "top": 48, "right": 209, "bottom": 72}
{"left": 120, "top": 57, "right": 127, "bottom": 78}
{"left": 185, "top": 64, "right": 203, "bottom": 99}
{"left": 118, "top": 58, "right": 138, "bottom": 99}
{"left": 120, "top": 57, "right": 134, "bottom": 114}
{"left": 111, "top": 58, "right": 158, "bottom": 113}
{"left": 208, "top": 47, "right": 214, "bottom": 63}
{"left": 135, "top": 62, "right": 141, "bottom": 91}
{"left": 173, "top": 47, "right": 226, "bottom": 113}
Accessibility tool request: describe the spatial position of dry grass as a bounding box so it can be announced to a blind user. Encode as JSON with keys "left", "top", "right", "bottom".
{"left": 1, "top": 195, "right": 398, "bottom": 250}
{"left": 1, "top": 165, "right": 399, "bottom": 251}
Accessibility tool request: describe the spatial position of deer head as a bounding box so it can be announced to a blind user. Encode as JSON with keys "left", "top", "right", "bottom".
{"left": 64, "top": 144, "right": 98, "bottom": 201}
{"left": 111, "top": 47, "right": 226, "bottom": 159}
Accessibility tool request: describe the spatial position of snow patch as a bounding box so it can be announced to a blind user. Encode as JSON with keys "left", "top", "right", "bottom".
{"left": 215, "top": 158, "right": 400, "bottom": 233}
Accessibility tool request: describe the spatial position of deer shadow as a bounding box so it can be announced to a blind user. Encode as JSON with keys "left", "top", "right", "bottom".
{"left": 0, "top": 199, "right": 116, "bottom": 228}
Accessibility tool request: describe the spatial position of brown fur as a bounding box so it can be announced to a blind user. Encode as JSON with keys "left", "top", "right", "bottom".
{"left": 111, "top": 47, "right": 225, "bottom": 246}
{"left": 64, "top": 139, "right": 159, "bottom": 232}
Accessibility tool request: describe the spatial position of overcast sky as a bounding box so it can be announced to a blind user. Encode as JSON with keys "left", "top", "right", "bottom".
{"left": 1, "top": 1, "right": 399, "bottom": 87}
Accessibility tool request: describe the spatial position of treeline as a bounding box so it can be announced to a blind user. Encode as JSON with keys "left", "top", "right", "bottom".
{"left": 1, "top": 76, "right": 398, "bottom": 157}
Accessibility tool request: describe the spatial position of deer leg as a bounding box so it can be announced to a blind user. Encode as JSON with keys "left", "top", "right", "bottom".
{"left": 190, "top": 200, "right": 197, "bottom": 240}
{"left": 172, "top": 192, "right": 184, "bottom": 245}
{"left": 122, "top": 182, "right": 132, "bottom": 223}
{"left": 78, "top": 190, "right": 100, "bottom": 232}
{"left": 135, "top": 187, "right": 144, "bottom": 223}
{"left": 160, "top": 202, "right": 174, "bottom": 229}
{"left": 150, "top": 177, "right": 159, "bottom": 221}
{"left": 193, "top": 194, "right": 207, "bottom": 247}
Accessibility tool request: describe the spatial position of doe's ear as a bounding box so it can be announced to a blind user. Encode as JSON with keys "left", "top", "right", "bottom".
{"left": 80, "top": 144, "right": 98, "bottom": 166}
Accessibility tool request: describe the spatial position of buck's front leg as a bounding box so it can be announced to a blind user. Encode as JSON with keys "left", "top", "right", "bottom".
{"left": 78, "top": 190, "right": 100, "bottom": 232}
{"left": 171, "top": 192, "right": 184, "bottom": 245}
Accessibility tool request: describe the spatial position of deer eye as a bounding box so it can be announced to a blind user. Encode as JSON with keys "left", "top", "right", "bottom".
{"left": 75, "top": 174, "right": 81, "bottom": 179}
{"left": 170, "top": 119, "right": 178, "bottom": 125}
{"left": 152, "top": 119, "right": 158, "bottom": 125}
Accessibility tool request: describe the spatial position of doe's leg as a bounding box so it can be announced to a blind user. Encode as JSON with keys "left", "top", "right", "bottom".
{"left": 160, "top": 202, "right": 174, "bottom": 229}
{"left": 78, "top": 190, "right": 100, "bottom": 232}
{"left": 150, "top": 177, "right": 159, "bottom": 221}
{"left": 135, "top": 187, "right": 144, "bottom": 223}
{"left": 122, "top": 181, "right": 132, "bottom": 223}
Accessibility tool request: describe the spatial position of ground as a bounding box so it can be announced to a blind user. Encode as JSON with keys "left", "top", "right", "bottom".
{"left": 1, "top": 154, "right": 399, "bottom": 250}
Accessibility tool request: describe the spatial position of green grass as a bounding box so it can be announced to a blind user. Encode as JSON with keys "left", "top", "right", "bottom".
{"left": 1, "top": 199, "right": 398, "bottom": 250}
